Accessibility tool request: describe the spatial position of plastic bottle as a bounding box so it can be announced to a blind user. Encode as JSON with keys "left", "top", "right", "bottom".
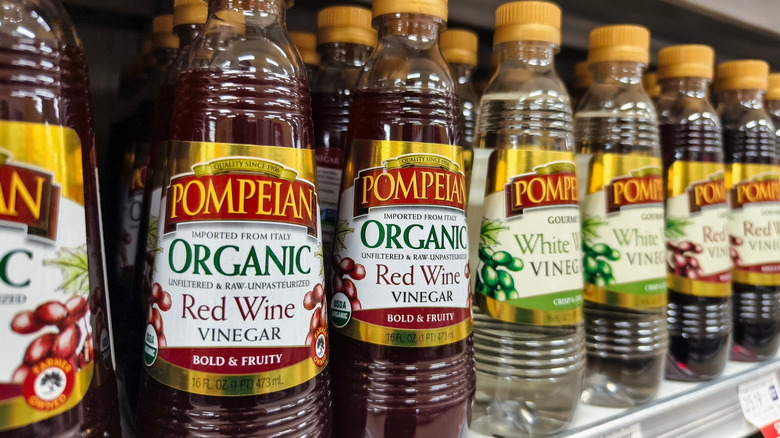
{"left": 656, "top": 45, "right": 732, "bottom": 381}
{"left": 572, "top": 60, "right": 591, "bottom": 109}
{"left": 311, "top": 5, "right": 375, "bottom": 279}
{"left": 0, "top": 0, "right": 122, "bottom": 436}
{"left": 643, "top": 71, "right": 660, "bottom": 104}
{"left": 135, "top": 1, "right": 332, "bottom": 435}
{"left": 328, "top": 0, "right": 474, "bottom": 436}
{"left": 441, "top": 28, "right": 479, "bottom": 185}
{"left": 576, "top": 25, "right": 667, "bottom": 407}
{"left": 290, "top": 31, "right": 320, "bottom": 81}
{"left": 120, "top": 0, "right": 209, "bottom": 421}
{"left": 470, "top": 2, "right": 585, "bottom": 435}
{"left": 716, "top": 60, "right": 780, "bottom": 362}
{"left": 766, "top": 73, "right": 780, "bottom": 139}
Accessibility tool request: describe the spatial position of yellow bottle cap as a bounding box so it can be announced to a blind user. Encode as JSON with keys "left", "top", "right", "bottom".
{"left": 642, "top": 72, "right": 660, "bottom": 98}
{"left": 174, "top": 0, "right": 208, "bottom": 27}
{"left": 588, "top": 24, "right": 649, "bottom": 64}
{"left": 372, "top": 0, "right": 448, "bottom": 22}
{"left": 290, "top": 31, "right": 321, "bottom": 66}
{"left": 493, "top": 1, "right": 561, "bottom": 46}
{"left": 657, "top": 44, "right": 713, "bottom": 80}
{"left": 768, "top": 73, "right": 780, "bottom": 100}
{"left": 716, "top": 60, "right": 769, "bottom": 91}
{"left": 574, "top": 60, "right": 591, "bottom": 89}
{"left": 152, "top": 14, "right": 180, "bottom": 49}
{"left": 317, "top": 6, "right": 376, "bottom": 48}
{"left": 214, "top": 9, "right": 246, "bottom": 36}
{"left": 441, "top": 29, "right": 478, "bottom": 66}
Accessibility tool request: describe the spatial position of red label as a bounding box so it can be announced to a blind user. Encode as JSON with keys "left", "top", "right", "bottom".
{"left": 164, "top": 173, "right": 318, "bottom": 237}
{"left": 731, "top": 179, "right": 780, "bottom": 209}
{"left": 505, "top": 171, "right": 578, "bottom": 217}
{"left": 688, "top": 179, "right": 727, "bottom": 213}
{"left": 353, "top": 166, "right": 466, "bottom": 216}
{"left": 315, "top": 147, "right": 343, "bottom": 170}
{"left": 0, "top": 163, "right": 60, "bottom": 241}
{"left": 605, "top": 175, "right": 663, "bottom": 213}
{"left": 159, "top": 346, "right": 311, "bottom": 374}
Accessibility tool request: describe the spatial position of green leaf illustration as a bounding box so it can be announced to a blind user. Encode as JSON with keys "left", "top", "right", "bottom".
{"left": 334, "top": 219, "right": 354, "bottom": 252}
{"left": 147, "top": 215, "right": 162, "bottom": 254}
{"left": 480, "top": 217, "right": 508, "bottom": 248}
{"left": 315, "top": 244, "right": 324, "bottom": 278}
{"left": 44, "top": 246, "right": 89, "bottom": 296}
{"left": 665, "top": 217, "right": 691, "bottom": 239}
{"left": 581, "top": 216, "right": 606, "bottom": 243}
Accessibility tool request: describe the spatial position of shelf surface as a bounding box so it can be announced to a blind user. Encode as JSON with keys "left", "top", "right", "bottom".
{"left": 470, "top": 353, "right": 780, "bottom": 438}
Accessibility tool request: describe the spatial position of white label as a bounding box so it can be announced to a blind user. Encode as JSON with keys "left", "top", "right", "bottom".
{"left": 739, "top": 373, "right": 780, "bottom": 432}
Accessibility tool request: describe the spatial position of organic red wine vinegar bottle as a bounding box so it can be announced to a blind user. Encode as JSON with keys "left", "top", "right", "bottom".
{"left": 0, "top": 0, "right": 122, "bottom": 436}
{"left": 328, "top": 0, "right": 475, "bottom": 436}
{"left": 135, "top": 1, "right": 332, "bottom": 435}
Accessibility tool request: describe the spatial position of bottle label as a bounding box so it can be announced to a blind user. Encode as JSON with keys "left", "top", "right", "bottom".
{"left": 144, "top": 141, "right": 327, "bottom": 397}
{"left": 475, "top": 149, "right": 583, "bottom": 325}
{"left": 665, "top": 161, "right": 731, "bottom": 296}
{"left": 117, "top": 144, "right": 147, "bottom": 271}
{"left": 0, "top": 121, "right": 95, "bottom": 431}
{"left": 578, "top": 153, "right": 667, "bottom": 308}
{"left": 330, "top": 140, "right": 472, "bottom": 347}
{"left": 315, "top": 146, "right": 344, "bottom": 274}
{"left": 727, "top": 163, "right": 780, "bottom": 286}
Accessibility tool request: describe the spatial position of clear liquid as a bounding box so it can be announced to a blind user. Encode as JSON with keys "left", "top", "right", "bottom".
{"left": 471, "top": 92, "right": 585, "bottom": 436}
{"left": 576, "top": 111, "right": 667, "bottom": 407}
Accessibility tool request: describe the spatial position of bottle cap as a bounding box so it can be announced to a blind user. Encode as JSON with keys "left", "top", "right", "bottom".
{"left": 574, "top": 60, "right": 591, "bottom": 89}
{"left": 372, "top": 0, "right": 448, "bottom": 22}
{"left": 174, "top": 0, "right": 208, "bottom": 27}
{"left": 493, "top": 1, "right": 561, "bottom": 46}
{"left": 290, "top": 31, "right": 321, "bottom": 66}
{"left": 587, "top": 24, "right": 649, "bottom": 64}
{"left": 317, "top": 6, "right": 376, "bottom": 48}
{"left": 642, "top": 72, "right": 660, "bottom": 98}
{"left": 441, "top": 29, "right": 477, "bottom": 66}
{"left": 657, "top": 44, "right": 713, "bottom": 80}
{"left": 768, "top": 73, "right": 780, "bottom": 100}
{"left": 215, "top": 9, "right": 246, "bottom": 36}
{"left": 152, "top": 14, "right": 180, "bottom": 49}
{"left": 716, "top": 60, "right": 769, "bottom": 91}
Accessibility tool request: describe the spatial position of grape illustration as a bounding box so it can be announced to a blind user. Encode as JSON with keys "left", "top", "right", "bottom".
{"left": 582, "top": 216, "right": 619, "bottom": 286}
{"left": 475, "top": 218, "right": 524, "bottom": 301}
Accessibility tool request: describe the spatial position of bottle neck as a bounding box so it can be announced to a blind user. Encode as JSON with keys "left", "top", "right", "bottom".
{"left": 210, "top": 0, "right": 287, "bottom": 24}
{"left": 660, "top": 77, "right": 709, "bottom": 99}
{"left": 318, "top": 42, "right": 373, "bottom": 66}
{"left": 375, "top": 13, "right": 444, "bottom": 46}
{"left": 175, "top": 24, "right": 205, "bottom": 48}
{"left": 720, "top": 89, "right": 766, "bottom": 110}
{"left": 449, "top": 63, "right": 475, "bottom": 85}
{"left": 591, "top": 61, "right": 645, "bottom": 85}
{"left": 496, "top": 40, "right": 557, "bottom": 71}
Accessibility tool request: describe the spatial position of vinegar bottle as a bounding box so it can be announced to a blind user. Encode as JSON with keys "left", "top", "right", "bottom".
{"left": 470, "top": 2, "right": 585, "bottom": 435}
{"left": 572, "top": 60, "right": 591, "bottom": 110}
{"left": 576, "top": 25, "right": 668, "bottom": 407}
{"left": 0, "top": 0, "right": 122, "bottom": 436}
{"left": 290, "top": 31, "right": 320, "bottom": 81}
{"left": 135, "top": 1, "right": 332, "bottom": 436}
{"left": 716, "top": 60, "right": 780, "bottom": 362}
{"left": 120, "top": 0, "right": 209, "bottom": 421}
{"left": 767, "top": 73, "right": 780, "bottom": 139}
{"left": 311, "top": 5, "right": 375, "bottom": 279}
{"left": 328, "top": 0, "right": 474, "bottom": 436}
{"left": 441, "top": 28, "right": 479, "bottom": 191}
{"left": 656, "top": 45, "right": 732, "bottom": 381}
{"left": 642, "top": 71, "right": 660, "bottom": 105}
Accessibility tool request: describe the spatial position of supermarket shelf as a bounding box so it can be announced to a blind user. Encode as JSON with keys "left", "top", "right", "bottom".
{"left": 469, "top": 353, "right": 780, "bottom": 438}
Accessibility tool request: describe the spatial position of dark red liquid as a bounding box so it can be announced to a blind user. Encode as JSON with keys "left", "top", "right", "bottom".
{"left": 135, "top": 69, "right": 331, "bottom": 437}
{"left": 0, "top": 14, "right": 121, "bottom": 438}
{"left": 659, "top": 120, "right": 731, "bottom": 380}
{"left": 330, "top": 89, "right": 474, "bottom": 438}
{"left": 721, "top": 101, "right": 780, "bottom": 362}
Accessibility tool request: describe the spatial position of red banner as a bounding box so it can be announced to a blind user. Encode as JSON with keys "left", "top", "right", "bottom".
{"left": 688, "top": 179, "right": 727, "bottom": 213}
{"left": 731, "top": 179, "right": 780, "bottom": 209}
{"left": 353, "top": 307, "right": 470, "bottom": 330}
{"left": 354, "top": 167, "right": 466, "bottom": 216}
{"left": 158, "top": 346, "right": 311, "bottom": 374}
{"left": 505, "top": 171, "right": 577, "bottom": 217}
{"left": 606, "top": 175, "right": 663, "bottom": 213}
{"left": 0, "top": 163, "right": 60, "bottom": 241}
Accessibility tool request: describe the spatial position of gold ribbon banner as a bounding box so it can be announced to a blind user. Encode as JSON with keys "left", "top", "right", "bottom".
{"left": 584, "top": 283, "right": 667, "bottom": 308}
{"left": 667, "top": 161, "right": 725, "bottom": 197}
{"left": 586, "top": 153, "right": 662, "bottom": 195}
{"left": 383, "top": 153, "right": 460, "bottom": 172}
{"left": 733, "top": 269, "right": 780, "bottom": 287}
{"left": 727, "top": 163, "right": 779, "bottom": 188}
{"left": 341, "top": 318, "right": 472, "bottom": 347}
{"left": 485, "top": 148, "right": 576, "bottom": 196}
{"left": 192, "top": 157, "right": 298, "bottom": 181}
{"left": 476, "top": 294, "right": 583, "bottom": 326}
{"left": 146, "top": 357, "right": 325, "bottom": 397}
{"left": 0, "top": 363, "right": 93, "bottom": 431}
{"left": 667, "top": 273, "right": 732, "bottom": 297}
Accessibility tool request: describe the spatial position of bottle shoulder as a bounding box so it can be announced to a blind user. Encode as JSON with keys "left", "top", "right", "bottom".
{"left": 576, "top": 84, "right": 655, "bottom": 121}
{"left": 311, "top": 62, "right": 363, "bottom": 94}
{"left": 656, "top": 94, "right": 720, "bottom": 130}
{"left": 358, "top": 40, "right": 455, "bottom": 93}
